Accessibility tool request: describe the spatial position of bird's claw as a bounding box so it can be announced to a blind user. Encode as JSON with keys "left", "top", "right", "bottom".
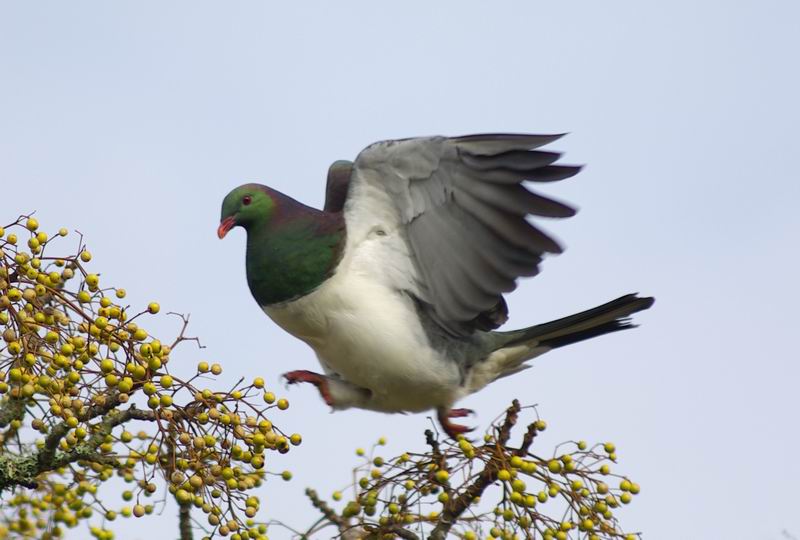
{"left": 437, "top": 408, "right": 476, "bottom": 440}
{"left": 283, "top": 370, "right": 319, "bottom": 385}
{"left": 281, "top": 370, "right": 335, "bottom": 407}
{"left": 447, "top": 408, "right": 475, "bottom": 418}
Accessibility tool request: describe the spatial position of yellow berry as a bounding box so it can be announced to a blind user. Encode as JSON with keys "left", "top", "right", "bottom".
{"left": 147, "top": 302, "right": 160, "bottom": 314}
{"left": 25, "top": 218, "right": 39, "bottom": 231}
{"left": 176, "top": 489, "right": 191, "bottom": 504}
{"left": 277, "top": 398, "right": 289, "bottom": 410}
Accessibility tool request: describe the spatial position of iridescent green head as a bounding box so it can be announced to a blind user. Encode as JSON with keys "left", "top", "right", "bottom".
{"left": 218, "top": 184, "right": 275, "bottom": 238}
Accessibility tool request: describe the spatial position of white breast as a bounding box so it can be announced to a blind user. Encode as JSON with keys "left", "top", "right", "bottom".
{"left": 264, "top": 231, "right": 461, "bottom": 413}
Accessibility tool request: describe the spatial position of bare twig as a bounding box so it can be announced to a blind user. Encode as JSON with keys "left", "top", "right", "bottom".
{"left": 425, "top": 429, "right": 444, "bottom": 468}
{"left": 305, "top": 488, "right": 346, "bottom": 533}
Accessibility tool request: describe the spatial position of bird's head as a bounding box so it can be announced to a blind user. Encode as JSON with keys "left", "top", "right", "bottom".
{"left": 218, "top": 184, "right": 275, "bottom": 239}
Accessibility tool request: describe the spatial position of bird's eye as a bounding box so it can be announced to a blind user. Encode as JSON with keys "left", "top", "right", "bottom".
{"left": 242, "top": 195, "right": 252, "bottom": 206}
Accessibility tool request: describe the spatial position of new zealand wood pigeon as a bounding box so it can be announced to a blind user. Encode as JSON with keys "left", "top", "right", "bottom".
{"left": 218, "top": 134, "right": 653, "bottom": 438}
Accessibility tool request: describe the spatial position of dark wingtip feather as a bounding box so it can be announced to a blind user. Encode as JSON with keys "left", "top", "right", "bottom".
{"left": 526, "top": 165, "right": 583, "bottom": 182}
{"left": 452, "top": 133, "right": 567, "bottom": 154}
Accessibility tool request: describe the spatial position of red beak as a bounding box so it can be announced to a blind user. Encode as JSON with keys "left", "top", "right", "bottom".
{"left": 217, "top": 216, "right": 237, "bottom": 239}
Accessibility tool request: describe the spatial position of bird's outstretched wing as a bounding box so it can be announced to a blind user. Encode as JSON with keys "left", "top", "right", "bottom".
{"left": 343, "top": 134, "right": 580, "bottom": 337}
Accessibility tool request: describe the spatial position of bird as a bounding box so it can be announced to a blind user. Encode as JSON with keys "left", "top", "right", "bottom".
{"left": 217, "top": 133, "right": 654, "bottom": 439}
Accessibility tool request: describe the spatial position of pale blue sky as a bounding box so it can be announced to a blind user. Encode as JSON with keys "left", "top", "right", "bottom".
{"left": 2, "top": 2, "right": 799, "bottom": 539}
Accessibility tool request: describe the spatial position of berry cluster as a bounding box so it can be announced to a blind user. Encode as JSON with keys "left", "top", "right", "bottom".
{"left": 0, "top": 215, "right": 297, "bottom": 540}
{"left": 301, "top": 401, "right": 640, "bottom": 540}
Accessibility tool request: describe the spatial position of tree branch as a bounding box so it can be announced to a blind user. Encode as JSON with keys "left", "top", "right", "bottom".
{"left": 1, "top": 404, "right": 158, "bottom": 493}
{"left": 364, "top": 525, "right": 420, "bottom": 540}
{"left": 0, "top": 397, "right": 26, "bottom": 428}
{"left": 179, "top": 503, "right": 193, "bottom": 540}
{"left": 305, "top": 488, "right": 345, "bottom": 533}
{"left": 427, "top": 400, "right": 521, "bottom": 540}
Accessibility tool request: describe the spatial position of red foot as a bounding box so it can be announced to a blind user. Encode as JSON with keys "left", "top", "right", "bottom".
{"left": 282, "top": 370, "right": 334, "bottom": 407}
{"left": 437, "top": 408, "right": 475, "bottom": 439}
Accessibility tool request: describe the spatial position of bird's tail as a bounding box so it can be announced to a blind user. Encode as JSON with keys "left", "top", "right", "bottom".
{"left": 501, "top": 293, "right": 655, "bottom": 350}
{"left": 464, "top": 294, "right": 654, "bottom": 393}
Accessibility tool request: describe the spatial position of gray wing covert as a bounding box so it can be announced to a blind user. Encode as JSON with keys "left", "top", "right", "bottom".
{"left": 350, "top": 134, "right": 580, "bottom": 337}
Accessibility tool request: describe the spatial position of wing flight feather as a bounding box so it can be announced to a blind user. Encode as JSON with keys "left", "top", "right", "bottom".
{"left": 342, "top": 134, "right": 580, "bottom": 336}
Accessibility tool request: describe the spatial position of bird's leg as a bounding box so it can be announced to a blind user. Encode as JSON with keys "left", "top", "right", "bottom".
{"left": 437, "top": 407, "right": 475, "bottom": 439}
{"left": 283, "top": 370, "right": 334, "bottom": 407}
